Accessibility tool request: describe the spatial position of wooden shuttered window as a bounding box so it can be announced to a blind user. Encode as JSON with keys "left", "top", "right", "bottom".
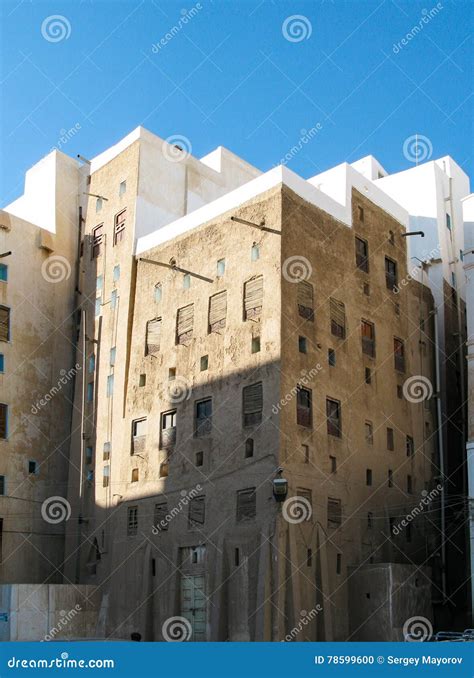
{"left": 297, "top": 281, "right": 314, "bottom": 321}
{"left": 394, "top": 337, "right": 405, "bottom": 372}
{"left": 0, "top": 404, "right": 7, "bottom": 440}
{"left": 177, "top": 304, "right": 194, "bottom": 345}
{"left": 244, "top": 276, "right": 263, "bottom": 320}
{"left": 242, "top": 382, "right": 263, "bottom": 427}
{"left": 385, "top": 257, "right": 398, "bottom": 290}
{"left": 326, "top": 398, "right": 341, "bottom": 437}
{"left": 355, "top": 237, "right": 369, "bottom": 272}
{"left": 0, "top": 306, "right": 10, "bottom": 342}
{"left": 188, "top": 495, "right": 205, "bottom": 527}
{"left": 195, "top": 399, "right": 212, "bottom": 437}
{"left": 296, "top": 387, "right": 312, "bottom": 427}
{"left": 361, "top": 320, "right": 375, "bottom": 357}
{"left": 114, "top": 209, "right": 126, "bottom": 245}
{"left": 236, "top": 488, "right": 256, "bottom": 522}
{"left": 330, "top": 298, "right": 346, "bottom": 338}
{"left": 327, "top": 497, "right": 342, "bottom": 527}
{"left": 91, "top": 225, "right": 104, "bottom": 259}
{"left": 154, "top": 502, "right": 169, "bottom": 532}
{"left": 208, "top": 290, "right": 227, "bottom": 333}
{"left": 146, "top": 317, "right": 162, "bottom": 356}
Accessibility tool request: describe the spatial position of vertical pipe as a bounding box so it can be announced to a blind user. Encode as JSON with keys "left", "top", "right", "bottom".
{"left": 75, "top": 309, "right": 86, "bottom": 584}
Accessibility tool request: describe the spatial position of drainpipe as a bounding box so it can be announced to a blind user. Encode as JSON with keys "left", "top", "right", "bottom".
{"left": 463, "top": 251, "right": 474, "bottom": 625}
{"left": 75, "top": 309, "right": 86, "bottom": 584}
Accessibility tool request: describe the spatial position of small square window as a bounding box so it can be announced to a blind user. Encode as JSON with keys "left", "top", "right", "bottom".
{"left": 103, "top": 466, "right": 110, "bottom": 488}
{"left": 154, "top": 283, "right": 162, "bottom": 302}
{"left": 200, "top": 355, "right": 209, "bottom": 371}
{"left": 96, "top": 275, "right": 103, "bottom": 291}
{"left": 397, "top": 384, "right": 403, "bottom": 399}
{"left": 88, "top": 355, "right": 95, "bottom": 373}
{"left": 183, "top": 274, "right": 191, "bottom": 289}
{"left": 330, "top": 455, "right": 337, "bottom": 473}
{"left": 168, "top": 368, "right": 176, "bottom": 381}
{"left": 87, "top": 383, "right": 94, "bottom": 402}
{"left": 113, "top": 265, "right": 120, "bottom": 281}
{"left": 366, "top": 469, "right": 372, "bottom": 486}
{"left": 365, "top": 367, "right": 372, "bottom": 384}
{"left": 107, "top": 374, "right": 114, "bottom": 397}
{"left": 95, "top": 298, "right": 101, "bottom": 317}
{"left": 0, "top": 475, "right": 5, "bottom": 495}
{"left": 0, "top": 354, "right": 4, "bottom": 373}
{"left": 245, "top": 438, "right": 254, "bottom": 458}
{"left": 28, "top": 460, "right": 38, "bottom": 475}
{"left": 0, "top": 264, "right": 8, "bottom": 282}
{"left": 363, "top": 283, "right": 370, "bottom": 296}
{"left": 388, "top": 469, "right": 393, "bottom": 487}
{"left": 96, "top": 198, "right": 103, "bottom": 213}
{"left": 298, "top": 336, "right": 307, "bottom": 353}
{"left": 196, "top": 451, "right": 204, "bottom": 467}
{"left": 358, "top": 206, "right": 364, "bottom": 221}
{"left": 216, "top": 259, "right": 226, "bottom": 277}
{"left": 119, "top": 180, "right": 127, "bottom": 196}
{"left": 139, "top": 374, "right": 146, "bottom": 387}
{"left": 103, "top": 442, "right": 111, "bottom": 461}
{"left": 110, "top": 347, "right": 116, "bottom": 366}
{"left": 328, "top": 348, "right": 336, "bottom": 366}
{"left": 302, "top": 444, "right": 309, "bottom": 463}
{"left": 110, "top": 289, "right": 117, "bottom": 310}
{"left": 336, "top": 553, "right": 342, "bottom": 575}
{"left": 131, "top": 468, "right": 139, "bottom": 483}
{"left": 365, "top": 421, "right": 373, "bottom": 445}
{"left": 387, "top": 427, "right": 394, "bottom": 451}
{"left": 251, "top": 336, "right": 261, "bottom": 353}
{"left": 86, "top": 446, "right": 93, "bottom": 464}
{"left": 251, "top": 244, "right": 260, "bottom": 261}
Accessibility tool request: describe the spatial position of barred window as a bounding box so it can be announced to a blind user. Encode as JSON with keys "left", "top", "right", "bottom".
{"left": 355, "top": 237, "right": 369, "bottom": 272}
{"left": 127, "top": 506, "right": 138, "bottom": 536}
{"left": 330, "top": 298, "right": 346, "bottom": 338}
{"left": 195, "top": 399, "right": 212, "bottom": 437}
{"left": 296, "top": 387, "right": 312, "bottom": 427}
{"left": 297, "top": 281, "right": 314, "bottom": 321}
{"left": 361, "top": 320, "right": 375, "bottom": 357}
{"left": 0, "top": 306, "right": 10, "bottom": 342}
{"left": 327, "top": 497, "right": 342, "bottom": 527}
{"left": 146, "top": 317, "right": 162, "bottom": 356}
{"left": 208, "top": 290, "right": 227, "bottom": 333}
{"left": 385, "top": 257, "right": 398, "bottom": 291}
{"left": 244, "top": 276, "right": 263, "bottom": 320}
{"left": 188, "top": 495, "right": 205, "bottom": 527}
{"left": 326, "top": 398, "right": 341, "bottom": 437}
{"left": 177, "top": 304, "right": 194, "bottom": 345}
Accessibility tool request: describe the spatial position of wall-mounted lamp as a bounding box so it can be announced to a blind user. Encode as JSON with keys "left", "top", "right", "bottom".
{"left": 273, "top": 468, "right": 288, "bottom": 502}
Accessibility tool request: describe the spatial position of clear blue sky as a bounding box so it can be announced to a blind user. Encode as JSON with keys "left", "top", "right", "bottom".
{"left": 0, "top": 0, "right": 472, "bottom": 205}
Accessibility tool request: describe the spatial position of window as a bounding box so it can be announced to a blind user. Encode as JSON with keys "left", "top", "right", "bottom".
{"left": 106, "top": 374, "right": 114, "bottom": 397}
{"left": 366, "top": 469, "right": 372, "bottom": 486}
{"left": 296, "top": 387, "right": 312, "bottom": 427}
{"left": 406, "top": 523, "right": 412, "bottom": 542}
{"left": 385, "top": 257, "right": 398, "bottom": 291}
{"left": 251, "top": 336, "right": 260, "bottom": 353}
{"left": 146, "top": 317, "right": 162, "bottom": 356}
{"left": 131, "top": 468, "right": 139, "bottom": 483}
{"left": 388, "top": 230, "right": 395, "bottom": 245}
{"left": 109, "top": 347, "right": 116, "bottom": 366}
{"left": 0, "top": 403, "right": 7, "bottom": 439}
{"left": 302, "top": 444, "right": 309, "bottom": 463}
{"left": 103, "top": 442, "right": 110, "bottom": 461}
{"left": 394, "top": 338, "right": 405, "bottom": 372}
{"left": 307, "top": 549, "right": 312, "bottom": 567}
{"left": 297, "top": 281, "right": 314, "bottom": 321}
{"left": 119, "top": 180, "right": 127, "bottom": 196}
{"left": 0, "top": 354, "right": 4, "bottom": 373}
{"left": 113, "top": 265, "right": 120, "bottom": 282}
{"left": 200, "top": 355, "right": 208, "bottom": 371}
{"left": 188, "top": 496, "right": 205, "bottom": 527}
{"left": 394, "top": 302, "right": 400, "bottom": 316}
{"left": 96, "top": 197, "right": 103, "bottom": 213}
{"left": 358, "top": 205, "right": 364, "bottom": 221}
{"left": 183, "top": 273, "right": 191, "bottom": 289}
{"left": 216, "top": 259, "right": 225, "bottom": 277}
{"left": 236, "top": 488, "right": 256, "bottom": 521}
{"left": 245, "top": 438, "right": 254, "bottom": 458}
{"left": 95, "top": 297, "right": 101, "bottom": 317}
{"left": 161, "top": 410, "right": 176, "bottom": 449}
{"left": 397, "top": 384, "right": 403, "bottom": 399}
{"left": 139, "top": 374, "right": 146, "bottom": 387}
{"left": 297, "top": 488, "right": 312, "bottom": 519}
{"left": 407, "top": 475, "right": 413, "bottom": 494}
{"left": 154, "top": 283, "right": 162, "bottom": 303}
{"left": 0, "top": 475, "right": 5, "bottom": 495}
{"left": 365, "top": 421, "right": 373, "bottom": 445}
{"left": 387, "top": 427, "right": 394, "bottom": 451}
{"left": 86, "top": 446, "right": 93, "bottom": 464}
{"left": 388, "top": 469, "right": 393, "bottom": 487}
{"left": 298, "top": 336, "right": 307, "bottom": 353}
{"left": 103, "top": 466, "right": 110, "bottom": 488}
{"left": 0, "top": 264, "right": 7, "bottom": 282}
{"left": 86, "top": 382, "right": 94, "bottom": 402}
{"left": 96, "top": 275, "right": 103, "bottom": 291}
{"left": 355, "top": 237, "right": 369, "bottom": 272}
{"left": 177, "top": 304, "right": 194, "bottom": 345}
{"left": 28, "top": 460, "right": 38, "bottom": 474}
{"left": 336, "top": 553, "right": 342, "bottom": 575}
{"left": 168, "top": 368, "right": 176, "bottom": 380}
{"left": 406, "top": 435, "right": 414, "bottom": 457}
{"left": 159, "top": 461, "right": 169, "bottom": 478}
{"left": 363, "top": 282, "right": 370, "bottom": 296}
{"left": 330, "top": 455, "right": 337, "bottom": 473}
{"left": 330, "top": 298, "right": 346, "bottom": 338}
{"left": 251, "top": 243, "right": 260, "bottom": 261}
{"left": 244, "top": 276, "right": 263, "bottom": 320}
{"left": 114, "top": 209, "right": 126, "bottom": 245}
{"left": 127, "top": 506, "right": 138, "bottom": 536}
{"left": 195, "top": 399, "right": 212, "bottom": 437}
{"left": 92, "top": 225, "right": 103, "bottom": 258}
{"left": 132, "top": 418, "right": 147, "bottom": 455}
{"left": 88, "top": 354, "right": 95, "bottom": 373}
{"left": 367, "top": 512, "right": 373, "bottom": 529}
{"left": 446, "top": 213, "right": 451, "bottom": 230}
{"left": 196, "top": 450, "right": 204, "bottom": 467}
{"left": 328, "top": 348, "right": 336, "bottom": 366}
{"left": 154, "top": 502, "right": 169, "bottom": 532}
{"left": 328, "top": 497, "right": 342, "bottom": 527}
{"left": 326, "top": 398, "right": 341, "bottom": 437}
{"left": 243, "top": 382, "right": 263, "bottom": 427}
{"left": 208, "top": 291, "right": 227, "bottom": 332}
{"left": 0, "top": 306, "right": 10, "bottom": 342}
{"left": 365, "top": 367, "right": 372, "bottom": 384}
{"left": 361, "top": 320, "right": 375, "bottom": 357}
